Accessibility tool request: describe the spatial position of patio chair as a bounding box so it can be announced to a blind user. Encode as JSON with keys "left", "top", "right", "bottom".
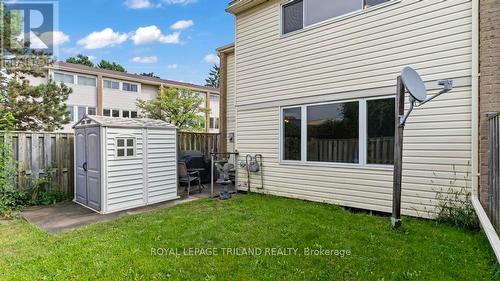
{"left": 178, "top": 161, "right": 203, "bottom": 196}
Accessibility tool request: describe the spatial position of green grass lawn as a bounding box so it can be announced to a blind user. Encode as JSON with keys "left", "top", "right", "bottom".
{"left": 0, "top": 194, "right": 498, "bottom": 281}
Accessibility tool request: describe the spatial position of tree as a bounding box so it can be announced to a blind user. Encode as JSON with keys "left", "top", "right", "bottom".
{"left": 140, "top": 72, "right": 160, "bottom": 79}
{"left": 97, "top": 60, "right": 126, "bottom": 72}
{"left": 137, "top": 87, "right": 206, "bottom": 131}
{"left": 66, "top": 54, "right": 94, "bottom": 67}
{"left": 2, "top": 80, "right": 71, "bottom": 131}
{"left": 0, "top": 2, "right": 70, "bottom": 132}
{"left": 205, "top": 64, "right": 220, "bottom": 88}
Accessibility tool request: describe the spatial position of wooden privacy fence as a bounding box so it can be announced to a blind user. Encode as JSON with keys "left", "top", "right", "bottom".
{"left": 177, "top": 132, "right": 220, "bottom": 156}
{"left": 1, "top": 131, "right": 219, "bottom": 195}
{"left": 488, "top": 113, "right": 500, "bottom": 232}
{"left": 2, "top": 131, "right": 74, "bottom": 194}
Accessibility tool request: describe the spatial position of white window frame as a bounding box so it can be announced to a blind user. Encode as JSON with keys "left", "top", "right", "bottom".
{"left": 115, "top": 137, "right": 136, "bottom": 158}
{"left": 76, "top": 74, "right": 97, "bottom": 87}
{"left": 279, "top": 96, "right": 395, "bottom": 169}
{"left": 280, "top": 0, "right": 400, "bottom": 37}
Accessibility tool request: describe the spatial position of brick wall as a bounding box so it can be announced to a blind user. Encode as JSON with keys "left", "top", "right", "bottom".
{"left": 479, "top": 0, "right": 500, "bottom": 207}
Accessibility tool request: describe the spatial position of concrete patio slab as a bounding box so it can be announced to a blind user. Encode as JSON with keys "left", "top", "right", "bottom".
{"left": 21, "top": 197, "right": 200, "bottom": 233}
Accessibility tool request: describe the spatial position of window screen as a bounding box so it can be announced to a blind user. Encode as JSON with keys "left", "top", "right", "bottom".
{"left": 307, "top": 102, "right": 359, "bottom": 163}
{"left": 78, "top": 106, "right": 86, "bottom": 120}
{"left": 112, "top": 109, "right": 120, "bottom": 117}
{"left": 103, "top": 109, "right": 111, "bottom": 117}
{"left": 122, "top": 111, "right": 130, "bottom": 118}
{"left": 364, "top": 0, "right": 391, "bottom": 8}
{"left": 122, "top": 82, "right": 138, "bottom": 92}
{"left": 283, "top": 0, "right": 303, "bottom": 34}
{"left": 54, "top": 72, "right": 74, "bottom": 84}
{"left": 131, "top": 111, "right": 138, "bottom": 118}
{"left": 367, "top": 98, "right": 395, "bottom": 165}
{"left": 283, "top": 107, "right": 302, "bottom": 161}
{"left": 67, "top": 106, "right": 74, "bottom": 121}
{"left": 305, "top": 0, "right": 362, "bottom": 26}
{"left": 77, "top": 76, "right": 97, "bottom": 86}
{"left": 103, "top": 80, "right": 120, "bottom": 89}
{"left": 87, "top": 107, "right": 96, "bottom": 115}
{"left": 116, "top": 138, "right": 135, "bottom": 157}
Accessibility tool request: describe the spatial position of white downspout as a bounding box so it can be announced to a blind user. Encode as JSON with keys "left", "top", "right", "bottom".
{"left": 470, "top": 0, "right": 500, "bottom": 262}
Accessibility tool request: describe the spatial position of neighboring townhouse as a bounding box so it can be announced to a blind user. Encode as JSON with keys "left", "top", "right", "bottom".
{"left": 219, "top": 0, "right": 482, "bottom": 218}
{"left": 29, "top": 62, "right": 220, "bottom": 133}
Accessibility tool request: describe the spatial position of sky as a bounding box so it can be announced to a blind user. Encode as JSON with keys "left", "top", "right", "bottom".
{"left": 53, "top": 0, "right": 234, "bottom": 85}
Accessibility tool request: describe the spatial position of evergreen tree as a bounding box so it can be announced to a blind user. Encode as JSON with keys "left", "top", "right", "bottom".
{"left": 97, "top": 60, "right": 126, "bottom": 72}
{"left": 66, "top": 54, "right": 94, "bottom": 67}
{"left": 204, "top": 64, "right": 220, "bottom": 88}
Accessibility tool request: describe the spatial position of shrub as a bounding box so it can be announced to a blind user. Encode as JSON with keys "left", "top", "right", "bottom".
{"left": 434, "top": 165, "right": 480, "bottom": 231}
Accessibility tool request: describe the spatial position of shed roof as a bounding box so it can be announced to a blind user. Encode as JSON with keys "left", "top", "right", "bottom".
{"left": 74, "top": 115, "right": 177, "bottom": 129}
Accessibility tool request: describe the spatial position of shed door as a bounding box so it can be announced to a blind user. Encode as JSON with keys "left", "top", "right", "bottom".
{"left": 75, "top": 128, "right": 87, "bottom": 204}
{"left": 75, "top": 127, "right": 101, "bottom": 211}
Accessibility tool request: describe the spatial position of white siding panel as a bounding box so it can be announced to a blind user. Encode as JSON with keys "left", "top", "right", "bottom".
{"left": 147, "top": 129, "right": 178, "bottom": 204}
{"left": 105, "top": 128, "right": 146, "bottom": 212}
{"left": 233, "top": 87, "right": 471, "bottom": 218}
{"left": 235, "top": 0, "right": 472, "bottom": 106}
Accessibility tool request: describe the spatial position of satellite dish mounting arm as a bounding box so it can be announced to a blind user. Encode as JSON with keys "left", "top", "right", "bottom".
{"left": 400, "top": 79, "right": 453, "bottom": 126}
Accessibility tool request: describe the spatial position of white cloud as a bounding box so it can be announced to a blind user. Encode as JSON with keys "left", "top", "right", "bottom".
{"left": 125, "top": 0, "right": 152, "bottom": 9}
{"left": 170, "top": 20, "right": 194, "bottom": 30}
{"left": 204, "top": 54, "right": 219, "bottom": 63}
{"left": 167, "top": 63, "right": 178, "bottom": 69}
{"left": 77, "top": 28, "right": 128, "bottom": 49}
{"left": 88, "top": 55, "right": 97, "bottom": 61}
{"left": 132, "top": 25, "right": 180, "bottom": 45}
{"left": 131, "top": 56, "right": 158, "bottom": 63}
{"left": 38, "top": 31, "right": 70, "bottom": 46}
{"left": 163, "top": 0, "right": 197, "bottom": 5}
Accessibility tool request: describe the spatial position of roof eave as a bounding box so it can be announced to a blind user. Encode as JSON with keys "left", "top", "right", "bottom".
{"left": 216, "top": 43, "right": 235, "bottom": 54}
{"left": 226, "top": 0, "right": 268, "bottom": 14}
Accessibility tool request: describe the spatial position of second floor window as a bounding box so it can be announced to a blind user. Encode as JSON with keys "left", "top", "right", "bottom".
{"left": 77, "top": 75, "right": 97, "bottom": 87}
{"left": 122, "top": 82, "right": 138, "bottom": 92}
{"left": 103, "top": 80, "right": 120, "bottom": 90}
{"left": 282, "top": 0, "right": 392, "bottom": 35}
{"left": 54, "top": 72, "right": 74, "bottom": 84}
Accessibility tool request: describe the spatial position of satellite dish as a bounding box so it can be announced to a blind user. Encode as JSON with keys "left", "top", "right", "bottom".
{"left": 401, "top": 67, "right": 427, "bottom": 103}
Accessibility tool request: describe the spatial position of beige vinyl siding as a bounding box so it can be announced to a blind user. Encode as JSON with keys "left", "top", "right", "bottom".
{"left": 236, "top": 86, "right": 472, "bottom": 217}
{"left": 235, "top": 0, "right": 472, "bottom": 106}
{"left": 105, "top": 128, "right": 145, "bottom": 213}
{"left": 232, "top": 0, "right": 473, "bottom": 217}
{"left": 226, "top": 53, "right": 237, "bottom": 152}
{"left": 147, "top": 129, "right": 178, "bottom": 204}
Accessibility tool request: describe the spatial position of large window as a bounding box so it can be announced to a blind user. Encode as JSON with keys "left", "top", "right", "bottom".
{"left": 367, "top": 98, "right": 395, "bottom": 165}
{"left": 77, "top": 75, "right": 97, "bottom": 87}
{"left": 281, "top": 97, "right": 395, "bottom": 166}
{"left": 282, "top": 107, "right": 302, "bottom": 161}
{"left": 53, "top": 72, "right": 74, "bottom": 84}
{"left": 282, "top": 0, "right": 392, "bottom": 34}
{"left": 307, "top": 102, "right": 359, "bottom": 163}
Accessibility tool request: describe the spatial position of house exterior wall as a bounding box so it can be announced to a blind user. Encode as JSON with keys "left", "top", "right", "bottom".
{"left": 479, "top": 0, "right": 500, "bottom": 208}
{"left": 229, "top": 0, "right": 474, "bottom": 217}
{"left": 27, "top": 64, "right": 219, "bottom": 133}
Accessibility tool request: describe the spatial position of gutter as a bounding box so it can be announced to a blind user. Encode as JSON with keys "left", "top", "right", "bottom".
{"left": 470, "top": 0, "right": 500, "bottom": 263}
